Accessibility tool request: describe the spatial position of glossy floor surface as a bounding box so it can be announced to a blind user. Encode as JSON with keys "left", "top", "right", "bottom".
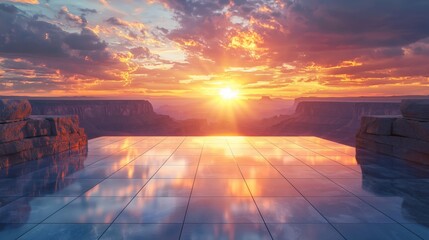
{"left": 1, "top": 136, "right": 429, "bottom": 240}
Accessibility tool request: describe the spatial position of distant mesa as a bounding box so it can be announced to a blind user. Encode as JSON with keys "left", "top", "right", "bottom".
{"left": 0, "top": 99, "right": 88, "bottom": 169}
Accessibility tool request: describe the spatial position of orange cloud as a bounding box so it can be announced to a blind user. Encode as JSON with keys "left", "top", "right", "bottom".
{"left": 8, "top": 0, "right": 38, "bottom": 4}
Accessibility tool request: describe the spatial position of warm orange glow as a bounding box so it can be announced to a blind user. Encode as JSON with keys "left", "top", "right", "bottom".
{"left": 219, "top": 87, "right": 239, "bottom": 100}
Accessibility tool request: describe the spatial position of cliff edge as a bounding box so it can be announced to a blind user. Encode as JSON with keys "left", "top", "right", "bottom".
{"left": 356, "top": 99, "right": 429, "bottom": 164}
{"left": 0, "top": 99, "right": 88, "bottom": 168}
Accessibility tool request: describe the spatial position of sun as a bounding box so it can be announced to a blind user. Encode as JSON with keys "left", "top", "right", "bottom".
{"left": 219, "top": 87, "right": 239, "bottom": 100}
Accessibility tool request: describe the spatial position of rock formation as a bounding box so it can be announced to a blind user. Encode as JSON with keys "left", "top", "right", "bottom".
{"left": 29, "top": 100, "right": 184, "bottom": 138}
{"left": 269, "top": 101, "right": 401, "bottom": 145}
{"left": 356, "top": 99, "right": 429, "bottom": 164}
{"left": 0, "top": 99, "right": 87, "bottom": 169}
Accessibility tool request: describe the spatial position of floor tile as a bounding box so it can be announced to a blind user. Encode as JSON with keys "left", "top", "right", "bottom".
{"left": 330, "top": 178, "right": 398, "bottom": 197}
{"left": 276, "top": 166, "right": 325, "bottom": 179}
{"left": 0, "top": 197, "right": 74, "bottom": 223}
{"left": 0, "top": 179, "right": 52, "bottom": 197}
{"left": 138, "top": 178, "right": 193, "bottom": 197}
{"left": 312, "top": 166, "right": 362, "bottom": 178}
{"left": 295, "top": 156, "right": 341, "bottom": 166}
{"left": 234, "top": 156, "right": 269, "bottom": 166}
{"left": 265, "top": 156, "right": 304, "bottom": 165}
{"left": 186, "top": 197, "right": 263, "bottom": 223}
{"left": 129, "top": 155, "right": 170, "bottom": 165}
{"left": 403, "top": 224, "right": 429, "bottom": 240}
{"left": 199, "top": 156, "right": 236, "bottom": 166}
{"left": 267, "top": 224, "right": 345, "bottom": 240}
{"left": 334, "top": 223, "right": 421, "bottom": 240}
{"left": 28, "top": 179, "right": 103, "bottom": 197}
{"left": 196, "top": 166, "right": 242, "bottom": 178}
{"left": 361, "top": 196, "right": 429, "bottom": 223}
{"left": 115, "top": 197, "right": 188, "bottom": 223}
{"left": 307, "top": 197, "right": 394, "bottom": 223}
{"left": 0, "top": 224, "right": 36, "bottom": 240}
{"left": 2, "top": 136, "right": 429, "bottom": 239}
{"left": 65, "top": 165, "right": 121, "bottom": 179}
{"left": 84, "top": 179, "right": 148, "bottom": 197}
{"left": 19, "top": 224, "right": 109, "bottom": 240}
{"left": 192, "top": 179, "right": 251, "bottom": 197}
{"left": 44, "top": 196, "right": 131, "bottom": 223}
{"left": 92, "top": 154, "right": 137, "bottom": 166}
{"left": 181, "top": 223, "right": 271, "bottom": 240}
{"left": 165, "top": 156, "right": 200, "bottom": 166}
{"left": 246, "top": 179, "right": 301, "bottom": 197}
{"left": 289, "top": 178, "right": 352, "bottom": 197}
{"left": 100, "top": 224, "right": 182, "bottom": 240}
{"left": 109, "top": 165, "right": 160, "bottom": 179}
{"left": 240, "top": 166, "right": 284, "bottom": 179}
{"left": 154, "top": 166, "right": 198, "bottom": 179}
{"left": 255, "top": 197, "right": 326, "bottom": 223}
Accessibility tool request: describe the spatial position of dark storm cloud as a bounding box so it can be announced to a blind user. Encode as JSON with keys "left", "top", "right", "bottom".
{"left": 0, "top": 4, "right": 106, "bottom": 57}
{"left": 64, "top": 28, "right": 107, "bottom": 50}
{"left": 0, "top": 3, "right": 133, "bottom": 85}
{"left": 283, "top": 0, "right": 429, "bottom": 48}
{"left": 0, "top": 3, "right": 18, "bottom": 14}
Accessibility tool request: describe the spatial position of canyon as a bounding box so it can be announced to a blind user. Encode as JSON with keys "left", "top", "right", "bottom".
{"left": 17, "top": 98, "right": 407, "bottom": 146}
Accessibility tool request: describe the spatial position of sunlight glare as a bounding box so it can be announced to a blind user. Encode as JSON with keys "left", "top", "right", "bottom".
{"left": 219, "top": 87, "right": 239, "bottom": 100}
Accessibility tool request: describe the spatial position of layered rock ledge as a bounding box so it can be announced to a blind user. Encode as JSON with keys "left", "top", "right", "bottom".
{"left": 0, "top": 99, "right": 87, "bottom": 169}
{"left": 356, "top": 99, "right": 429, "bottom": 165}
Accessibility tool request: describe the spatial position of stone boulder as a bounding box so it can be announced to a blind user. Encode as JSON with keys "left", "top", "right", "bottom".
{"left": 0, "top": 99, "right": 32, "bottom": 123}
{"left": 401, "top": 99, "right": 429, "bottom": 121}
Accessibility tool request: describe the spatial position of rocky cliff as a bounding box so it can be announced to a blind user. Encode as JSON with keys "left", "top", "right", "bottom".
{"left": 0, "top": 99, "right": 87, "bottom": 168}
{"left": 29, "top": 100, "right": 195, "bottom": 138}
{"left": 357, "top": 99, "right": 429, "bottom": 164}
{"left": 269, "top": 101, "right": 402, "bottom": 145}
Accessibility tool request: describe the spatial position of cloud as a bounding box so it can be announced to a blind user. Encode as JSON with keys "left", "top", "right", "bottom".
{"left": 58, "top": 6, "right": 87, "bottom": 26}
{"left": 105, "top": 16, "right": 130, "bottom": 27}
{"left": 79, "top": 8, "right": 97, "bottom": 14}
{"left": 1, "top": 1, "right": 429, "bottom": 97}
{"left": 130, "top": 46, "right": 150, "bottom": 58}
{"left": 6, "top": 0, "right": 39, "bottom": 4}
{"left": 0, "top": 3, "right": 136, "bottom": 91}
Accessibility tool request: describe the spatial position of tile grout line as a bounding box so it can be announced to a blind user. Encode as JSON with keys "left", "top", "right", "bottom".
{"left": 286, "top": 137, "right": 425, "bottom": 239}
{"left": 15, "top": 136, "right": 164, "bottom": 239}
{"left": 1, "top": 140, "right": 133, "bottom": 240}
{"left": 227, "top": 137, "right": 274, "bottom": 240}
{"left": 5, "top": 136, "right": 427, "bottom": 240}
{"left": 11, "top": 137, "right": 136, "bottom": 239}
{"left": 271, "top": 137, "right": 424, "bottom": 240}
{"left": 178, "top": 137, "right": 204, "bottom": 240}
{"left": 263, "top": 137, "right": 348, "bottom": 240}
{"left": 97, "top": 136, "right": 186, "bottom": 240}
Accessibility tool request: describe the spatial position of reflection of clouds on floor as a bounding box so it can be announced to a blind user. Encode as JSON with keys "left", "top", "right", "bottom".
{"left": 0, "top": 136, "right": 428, "bottom": 239}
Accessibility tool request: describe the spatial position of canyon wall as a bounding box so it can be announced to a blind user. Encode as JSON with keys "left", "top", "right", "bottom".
{"left": 29, "top": 100, "right": 203, "bottom": 138}
{"left": 268, "top": 101, "right": 402, "bottom": 145}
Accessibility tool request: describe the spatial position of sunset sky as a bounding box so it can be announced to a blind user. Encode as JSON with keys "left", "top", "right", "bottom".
{"left": 1, "top": 0, "right": 429, "bottom": 99}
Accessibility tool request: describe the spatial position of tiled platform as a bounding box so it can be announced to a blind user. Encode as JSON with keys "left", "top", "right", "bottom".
{"left": 1, "top": 136, "right": 429, "bottom": 239}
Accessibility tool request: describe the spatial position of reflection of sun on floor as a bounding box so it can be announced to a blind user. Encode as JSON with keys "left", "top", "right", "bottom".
{"left": 2, "top": 136, "right": 427, "bottom": 240}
